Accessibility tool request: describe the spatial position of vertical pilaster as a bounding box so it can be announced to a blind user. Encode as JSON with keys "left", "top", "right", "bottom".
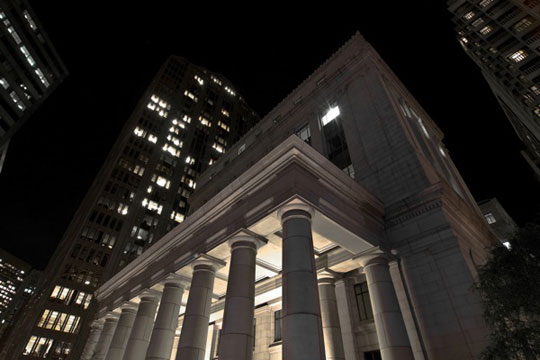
{"left": 123, "top": 292, "right": 160, "bottom": 360}
{"left": 146, "top": 276, "right": 186, "bottom": 360}
{"left": 93, "top": 313, "right": 119, "bottom": 360}
{"left": 356, "top": 252, "right": 414, "bottom": 360}
{"left": 278, "top": 203, "right": 326, "bottom": 360}
{"left": 334, "top": 279, "right": 360, "bottom": 360}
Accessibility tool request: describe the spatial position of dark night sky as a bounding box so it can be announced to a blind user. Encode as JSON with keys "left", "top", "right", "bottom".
{"left": 1, "top": 3, "right": 539, "bottom": 270}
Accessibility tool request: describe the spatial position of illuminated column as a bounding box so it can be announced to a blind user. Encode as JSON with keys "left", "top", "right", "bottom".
{"left": 93, "top": 313, "right": 119, "bottom": 360}
{"left": 218, "top": 233, "right": 265, "bottom": 360}
{"left": 175, "top": 256, "right": 225, "bottom": 360}
{"left": 122, "top": 291, "right": 160, "bottom": 360}
{"left": 278, "top": 203, "right": 326, "bottom": 360}
{"left": 105, "top": 303, "right": 138, "bottom": 360}
{"left": 318, "top": 272, "right": 345, "bottom": 360}
{"left": 356, "top": 252, "right": 413, "bottom": 360}
{"left": 80, "top": 319, "right": 104, "bottom": 360}
{"left": 146, "top": 275, "right": 186, "bottom": 360}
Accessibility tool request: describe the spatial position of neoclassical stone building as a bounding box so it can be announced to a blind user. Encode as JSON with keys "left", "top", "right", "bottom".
{"left": 82, "top": 32, "right": 496, "bottom": 360}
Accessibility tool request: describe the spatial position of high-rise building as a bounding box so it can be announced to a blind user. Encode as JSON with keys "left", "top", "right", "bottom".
{"left": 0, "top": 0, "right": 68, "bottom": 174}
{"left": 10, "top": 57, "right": 258, "bottom": 360}
{"left": 86, "top": 33, "right": 496, "bottom": 360}
{"left": 448, "top": 0, "right": 540, "bottom": 179}
{"left": 0, "top": 249, "right": 41, "bottom": 338}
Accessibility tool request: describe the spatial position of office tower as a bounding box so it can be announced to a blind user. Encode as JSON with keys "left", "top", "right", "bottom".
{"left": 88, "top": 33, "right": 496, "bottom": 360}
{"left": 448, "top": 0, "right": 540, "bottom": 179}
{"left": 0, "top": 0, "right": 68, "bottom": 174}
{"left": 478, "top": 198, "right": 518, "bottom": 245}
{"left": 12, "top": 57, "right": 258, "bottom": 360}
{"left": 0, "top": 249, "right": 31, "bottom": 327}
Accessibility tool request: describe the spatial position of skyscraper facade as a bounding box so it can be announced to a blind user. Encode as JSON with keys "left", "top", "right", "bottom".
{"left": 448, "top": 0, "right": 540, "bottom": 179}
{"left": 0, "top": 249, "right": 32, "bottom": 331}
{"left": 11, "top": 57, "right": 258, "bottom": 360}
{"left": 0, "top": 0, "right": 67, "bottom": 174}
{"left": 88, "top": 33, "right": 496, "bottom": 360}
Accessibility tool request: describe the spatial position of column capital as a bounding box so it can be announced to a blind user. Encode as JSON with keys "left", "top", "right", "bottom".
{"left": 228, "top": 229, "right": 267, "bottom": 252}
{"left": 119, "top": 301, "right": 138, "bottom": 312}
{"left": 317, "top": 268, "right": 341, "bottom": 285}
{"left": 137, "top": 289, "right": 161, "bottom": 302}
{"left": 191, "top": 254, "right": 226, "bottom": 272}
{"left": 161, "top": 273, "right": 189, "bottom": 289}
{"left": 103, "top": 311, "right": 120, "bottom": 321}
{"left": 277, "top": 201, "right": 315, "bottom": 221}
{"left": 353, "top": 247, "right": 391, "bottom": 268}
{"left": 90, "top": 319, "right": 105, "bottom": 328}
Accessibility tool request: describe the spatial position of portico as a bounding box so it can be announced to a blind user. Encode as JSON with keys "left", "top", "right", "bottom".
{"left": 86, "top": 137, "right": 415, "bottom": 360}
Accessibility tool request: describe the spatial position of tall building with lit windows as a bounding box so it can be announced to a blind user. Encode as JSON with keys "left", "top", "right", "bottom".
{"left": 0, "top": 0, "right": 68, "bottom": 174}
{"left": 8, "top": 57, "right": 258, "bottom": 360}
{"left": 448, "top": 0, "right": 540, "bottom": 179}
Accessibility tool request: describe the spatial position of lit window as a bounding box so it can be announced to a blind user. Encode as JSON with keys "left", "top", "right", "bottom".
{"left": 531, "top": 85, "right": 540, "bottom": 95}
{"left": 170, "top": 211, "right": 185, "bottom": 223}
{"left": 479, "top": 25, "right": 492, "bottom": 35}
{"left": 194, "top": 75, "right": 204, "bottom": 85}
{"left": 503, "top": 241, "right": 511, "bottom": 249}
{"left": 23, "top": 10, "right": 37, "bottom": 31}
{"left": 167, "top": 134, "right": 182, "bottom": 147}
{"left": 34, "top": 69, "right": 50, "bottom": 87}
{"left": 218, "top": 121, "right": 230, "bottom": 132}
{"left": 142, "top": 198, "right": 163, "bottom": 214}
{"left": 221, "top": 109, "right": 230, "bottom": 117}
{"left": 134, "top": 126, "right": 146, "bottom": 137}
{"left": 184, "top": 90, "right": 198, "bottom": 102}
{"left": 185, "top": 156, "right": 195, "bottom": 165}
{"left": 471, "top": 18, "right": 484, "bottom": 27}
{"left": 19, "top": 46, "right": 36, "bottom": 66}
{"left": 9, "top": 91, "right": 25, "bottom": 111}
{"left": 479, "top": 0, "right": 494, "bottom": 7}
{"left": 484, "top": 213, "right": 496, "bottom": 224}
{"left": 182, "top": 115, "right": 192, "bottom": 124}
{"left": 212, "top": 143, "right": 225, "bottom": 153}
{"left": 162, "top": 144, "right": 180, "bottom": 157}
{"left": 155, "top": 176, "right": 170, "bottom": 189}
{"left": 460, "top": 37, "right": 469, "bottom": 45}
{"left": 148, "top": 134, "right": 158, "bottom": 144}
{"left": 508, "top": 50, "right": 527, "bottom": 63}
{"left": 147, "top": 102, "right": 156, "bottom": 110}
{"left": 463, "top": 11, "right": 475, "bottom": 21}
{"left": 211, "top": 76, "right": 222, "bottom": 86}
{"left": 534, "top": 106, "right": 540, "bottom": 118}
{"left": 199, "top": 116, "right": 211, "bottom": 127}
{"left": 513, "top": 17, "right": 533, "bottom": 33}
{"left": 0, "top": 78, "right": 9, "bottom": 89}
{"left": 224, "top": 86, "right": 236, "bottom": 96}
{"left": 151, "top": 94, "right": 159, "bottom": 103}
{"left": 321, "top": 106, "right": 340, "bottom": 126}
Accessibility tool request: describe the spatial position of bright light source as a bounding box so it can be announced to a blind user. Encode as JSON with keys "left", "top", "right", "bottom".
{"left": 84, "top": 280, "right": 90, "bottom": 285}
{"left": 321, "top": 106, "right": 340, "bottom": 126}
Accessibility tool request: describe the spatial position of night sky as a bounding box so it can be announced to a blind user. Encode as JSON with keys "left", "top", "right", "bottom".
{"left": 1, "top": 2, "right": 539, "bottom": 270}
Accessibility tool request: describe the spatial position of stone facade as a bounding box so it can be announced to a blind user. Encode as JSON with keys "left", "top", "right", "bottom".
{"left": 84, "top": 33, "right": 497, "bottom": 360}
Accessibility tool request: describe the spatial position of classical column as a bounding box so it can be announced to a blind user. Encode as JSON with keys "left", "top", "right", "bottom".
{"left": 334, "top": 279, "right": 360, "bottom": 360}
{"left": 218, "top": 233, "right": 265, "bottom": 360}
{"left": 175, "top": 255, "right": 224, "bottom": 360}
{"left": 105, "top": 303, "right": 138, "bottom": 360}
{"left": 318, "top": 272, "right": 346, "bottom": 360}
{"left": 93, "top": 313, "right": 119, "bottom": 360}
{"left": 146, "top": 276, "right": 186, "bottom": 360}
{"left": 80, "top": 319, "right": 104, "bottom": 360}
{"left": 123, "top": 291, "right": 160, "bottom": 360}
{"left": 278, "top": 203, "right": 325, "bottom": 360}
{"left": 356, "top": 252, "right": 414, "bottom": 360}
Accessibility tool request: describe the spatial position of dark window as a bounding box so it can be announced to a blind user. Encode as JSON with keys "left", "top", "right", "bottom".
{"left": 354, "top": 282, "right": 374, "bottom": 321}
{"left": 322, "top": 110, "right": 352, "bottom": 170}
{"left": 364, "top": 350, "right": 382, "bottom": 360}
{"left": 274, "top": 310, "right": 282, "bottom": 341}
